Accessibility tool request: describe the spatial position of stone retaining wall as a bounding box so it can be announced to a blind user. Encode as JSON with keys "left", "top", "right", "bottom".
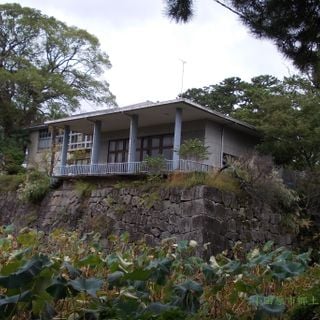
{"left": 0, "top": 180, "right": 294, "bottom": 256}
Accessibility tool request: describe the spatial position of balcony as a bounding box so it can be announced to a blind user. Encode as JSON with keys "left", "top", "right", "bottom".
{"left": 53, "top": 159, "right": 213, "bottom": 177}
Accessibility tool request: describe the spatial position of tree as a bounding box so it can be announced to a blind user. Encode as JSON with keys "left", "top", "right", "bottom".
{"left": 178, "top": 138, "right": 209, "bottom": 161}
{"left": 181, "top": 75, "right": 320, "bottom": 170}
{"left": 164, "top": 0, "right": 320, "bottom": 87}
{"left": 0, "top": 3, "right": 115, "bottom": 137}
{"left": 180, "top": 77, "right": 247, "bottom": 115}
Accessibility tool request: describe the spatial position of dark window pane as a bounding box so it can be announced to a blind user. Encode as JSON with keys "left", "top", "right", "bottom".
{"left": 117, "top": 140, "right": 123, "bottom": 150}
{"left": 151, "top": 149, "right": 160, "bottom": 156}
{"left": 142, "top": 150, "right": 148, "bottom": 160}
{"left": 152, "top": 137, "right": 160, "bottom": 147}
{"left": 116, "top": 153, "right": 123, "bottom": 162}
{"left": 163, "top": 149, "right": 173, "bottom": 160}
{"left": 163, "top": 136, "right": 173, "bottom": 147}
{"left": 143, "top": 138, "right": 148, "bottom": 148}
{"left": 109, "top": 141, "right": 116, "bottom": 151}
{"left": 109, "top": 153, "right": 115, "bottom": 163}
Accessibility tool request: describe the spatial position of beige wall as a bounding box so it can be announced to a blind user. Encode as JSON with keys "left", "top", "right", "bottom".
{"left": 223, "top": 126, "right": 258, "bottom": 158}
{"left": 204, "top": 121, "right": 259, "bottom": 168}
{"left": 204, "top": 121, "right": 223, "bottom": 167}
{"left": 27, "top": 130, "right": 61, "bottom": 173}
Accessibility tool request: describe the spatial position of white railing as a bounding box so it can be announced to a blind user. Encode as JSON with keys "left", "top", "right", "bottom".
{"left": 53, "top": 159, "right": 214, "bottom": 177}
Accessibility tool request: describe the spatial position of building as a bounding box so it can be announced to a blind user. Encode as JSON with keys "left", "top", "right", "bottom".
{"left": 26, "top": 99, "right": 260, "bottom": 176}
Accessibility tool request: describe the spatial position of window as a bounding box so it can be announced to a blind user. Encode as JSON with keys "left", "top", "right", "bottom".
{"left": 108, "top": 139, "right": 128, "bottom": 163}
{"left": 38, "top": 129, "right": 52, "bottom": 150}
{"left": 55, "top": 131, "right": 92, "bottom": 150}
{"left": 108, "top": 134, "right": 174, "bottom": 163}
{"left": 138, "top": 135, "right": 173, "bottom": 161}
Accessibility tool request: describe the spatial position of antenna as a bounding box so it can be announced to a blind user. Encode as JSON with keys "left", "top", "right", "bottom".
{"left": 180, "top": 59, "right": 186, "bottom": 94}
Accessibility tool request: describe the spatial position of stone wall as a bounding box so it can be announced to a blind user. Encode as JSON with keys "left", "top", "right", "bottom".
{"left": 0, "top": 180, "right": 294, "bottom": 256}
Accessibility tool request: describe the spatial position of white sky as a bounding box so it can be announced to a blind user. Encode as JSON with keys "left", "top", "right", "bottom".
{"left": 3, "top": 0, "right": 297, "bottom": 110}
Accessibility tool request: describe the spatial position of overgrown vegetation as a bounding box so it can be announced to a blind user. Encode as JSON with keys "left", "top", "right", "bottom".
{"left": 0, "top": 174, "right": 25, "bottom": 192}
{"left": 0, "top": 226, "right": 317, "bottom": 319}
{"left": 178, "top": 138, "right": 209, "bottom": 162}
{"left": 18, "top": 170, "right": 51, "bottom": 203}
{"left": 168, "top": 171, "right": 241, "bottom": 194}
{"left": 74, "top": 180, "right": 95, "bottom": 197}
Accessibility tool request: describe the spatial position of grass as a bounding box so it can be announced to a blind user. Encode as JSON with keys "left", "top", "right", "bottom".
{"left": 0, "top": 174, "right": 25, "bottom": 192}
{"left": 167, "top": 170, "right": 241, "bottom": 193}
{"left": 74, "top": 180, "right": 95, "bottom": 197}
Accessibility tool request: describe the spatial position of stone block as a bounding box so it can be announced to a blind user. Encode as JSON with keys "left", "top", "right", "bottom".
{"left": 151, "top": 228, "right": 161, "bottom": 238}
{"left": 122, "top": 195, "right": 132, "bottom": 205}
{"left": 160, "top": 231, "right": 171, "bottom": 240}
{"left": 192, "top": 215, "right": 204, "bottom": 230}
{"left": 181, "top": 199, "right": 204, "bottom": 217}
{"left": 203, "top": 187, "right": 223, "bottom": 203}
{"left": 225, "top": 232, "right": 238, "bottom": 241}
{"left": 228, "top": 219, "right": 236, "bottom": 232}
{"left": 178, "top": 217, "right": 192, "bottom": 233}
{"left": 213, "top": 203, "right": 227, "bottom": 221}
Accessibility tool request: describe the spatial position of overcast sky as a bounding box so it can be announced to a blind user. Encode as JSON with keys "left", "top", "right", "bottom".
{"left": 4, "top": 0, "right": 297, "bottom": 110}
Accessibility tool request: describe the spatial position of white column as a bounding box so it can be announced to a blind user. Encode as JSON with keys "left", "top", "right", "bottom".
{"left": 220, "top": 126, "right": 225, "bottom": 167}
{"left": 128, "top": 114, "right": 138, "bottom": 163}
{"left": 60, "top": 125, "right": 70, "bottom": 167}
{"left": 173, "top": 108, "right": 182, "bottom": 170}
{"left": 90, "top": 120, "right": 102, "bottom": 165}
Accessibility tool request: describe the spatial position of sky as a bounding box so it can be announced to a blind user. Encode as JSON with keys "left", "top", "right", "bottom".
{"left": 3, "top": 0, "right": 297, "bottom": 110}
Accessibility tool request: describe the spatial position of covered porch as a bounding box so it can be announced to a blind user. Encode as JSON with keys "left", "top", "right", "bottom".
{"left": 46, "top": 100, "right": 214, "bottom": 177}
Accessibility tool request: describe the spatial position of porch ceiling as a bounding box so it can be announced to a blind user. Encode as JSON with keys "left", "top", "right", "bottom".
{"left": 46, "top": 100, "right": 258, "bottom": 136}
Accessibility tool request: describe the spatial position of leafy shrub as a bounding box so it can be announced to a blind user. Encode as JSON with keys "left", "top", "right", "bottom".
{"left": 144, "top": 155, "right": 166, "bottom": 173}
{"left": 178, "top": 138, "right": 209, "bottom": 161}
{"left": 227, "top": 153, "right": 298, "bottom": 209}
{"left": 18, "top": 170, "right": 51, "bottom": 203}
{"left": 0, "top": 135, "right": 26, "bottom": 174}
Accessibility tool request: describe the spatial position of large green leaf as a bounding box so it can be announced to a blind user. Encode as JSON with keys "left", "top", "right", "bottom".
{"left": 124, "top": 269, "right": 152, "bottom": 281}
{"left": 248, "top": 295, "right": 285, "bottom": 318}
{"left": 172, "top": 280, "right": 203, "bottom": 314}
{"left": 77, "top": 254, "right": 103, "bottom": 268}
{"left": 69, "top": 277, "right": 103, "bottom": 298}
{"left": 146, "top": 258, "right": 173, "bottom": 285}
{"left": 46, "top": 277, "right": 70, "bottom": 299}
{"left": 0, "top": 290, "right": 32, "bottom": 315}
{"left": 270, "top": 261, "right": 305, "bottom": 280}
{"left": 107, "top": 271, "right": 125, "bottom": 289}
{"left": 0, "top": 255, "right": 51, "bottom": 289}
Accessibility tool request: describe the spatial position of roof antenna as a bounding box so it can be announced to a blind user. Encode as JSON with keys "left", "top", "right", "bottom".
{"left": 180, "top": 59, "right": 186, "bottom": 95}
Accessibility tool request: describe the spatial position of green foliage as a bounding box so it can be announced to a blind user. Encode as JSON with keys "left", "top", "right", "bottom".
{"left": 0, "top": 3, "right": 115, "bottom": 139}
{"left": 178, "top": 138, "right": 209, "bottom": 162}
{"left": 74, "top": 180, "right": 95, "bottom": 197}
{"left": 144, "top": 155, "right": 166, "bottom": 173}
{"left": 227, "top": 154, "right": 298, "bottom": 210}
{"left": 0, "top": 174, "right": 25, "bottom": 192}
{"left": 0, "top": 133, "right": 27, "bottom": 174}
{"left": 168, "top": 171, "right": 241, "bottom": 193}
{"left": 182, "top": 75, "right": 320, "bottom": 170}
{"left": 0, "top": 227, "right": 315, "bottom": 319}
{"left": 18, "top": 170, "right": 50, "bottom": 203}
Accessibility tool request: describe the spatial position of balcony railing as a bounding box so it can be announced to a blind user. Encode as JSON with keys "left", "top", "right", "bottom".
{"left": 53, "top": 159, "right": 214, "bottom": 177}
